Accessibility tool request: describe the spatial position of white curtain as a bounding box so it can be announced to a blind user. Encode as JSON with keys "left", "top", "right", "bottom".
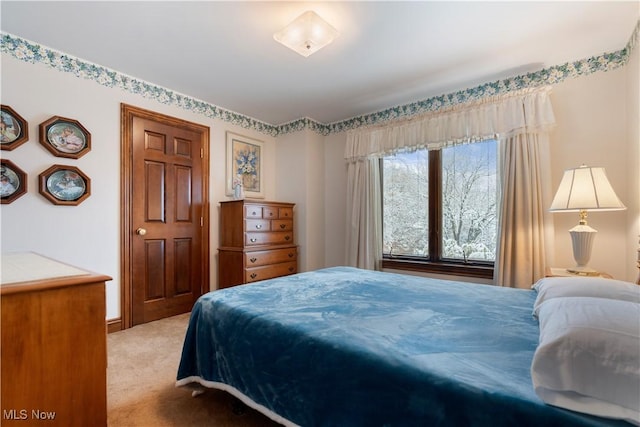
{"left": 344, "top": 87, "right": 555, "bottom": 281}
{"left": 345, "top": 88, "right": 555, "bottom": 162}
{"left": 345, "top": 158, "right": 382, "bottom": 270}
{"left": 495, "top": 132, "right": 554, "bottom": 288}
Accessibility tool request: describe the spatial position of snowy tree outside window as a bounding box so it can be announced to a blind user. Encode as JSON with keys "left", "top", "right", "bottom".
{"left": 382, "top": 139, "right": 497, "bottom": 263}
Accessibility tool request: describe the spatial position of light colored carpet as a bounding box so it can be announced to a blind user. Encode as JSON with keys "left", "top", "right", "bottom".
{"left": 107, "top": 313, "right": 282, "bottom": 427}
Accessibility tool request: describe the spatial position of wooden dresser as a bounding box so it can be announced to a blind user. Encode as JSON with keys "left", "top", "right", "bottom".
{"left": 1, "top": 252, "right": 111, "bottom": 427}
{"left": 218, "top": 199, "right": 298, "bottom": 288}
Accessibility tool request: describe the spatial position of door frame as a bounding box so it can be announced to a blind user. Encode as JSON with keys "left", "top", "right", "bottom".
{"left": 120, "top": 103, "right": 210, "bottom": 330}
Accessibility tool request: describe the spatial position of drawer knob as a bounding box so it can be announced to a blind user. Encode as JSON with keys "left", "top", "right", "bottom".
{"left": 250, "top": 273, "right": 257, "bottom": 279}
{"left": 251, "top": 211, "right": 257, "bottom": 216}
{"left": 256, "top": 224, "right": 262, "bottom": 229}
{"left": 288, "top": 253, "right": 294, "bottom": 258}
{"left": 285, "top": 235, "right": 290, "bottom": 241}
{"left": 288, "top": 267, "right": 294, "bottom": 272}
{"left": 279, "top": 224, "right": 286, "bottom": 229}
{"left": 250, "top": 257, "right": 257, "bottom": 263}
{"left": 250, "top": 238, "right": 257, "bottom": 243}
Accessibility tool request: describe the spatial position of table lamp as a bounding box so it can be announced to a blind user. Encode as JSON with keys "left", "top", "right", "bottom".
{"left": 549, "top": 165, "right": 626, "bottom": 275}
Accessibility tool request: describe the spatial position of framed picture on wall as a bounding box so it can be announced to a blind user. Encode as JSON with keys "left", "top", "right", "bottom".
{"left": 0, "top": 159, "right": 27, "bottom": 204}
{"left": 39, "top": 116, "right": 91, "bottom": 159}
{"left": 226, "top": 132, "right": 264, "bottom": 199}
{"left": 38, "top": 164, "right": 91, "bottom": 205}
{"left": 0, "top": 105, "right": 29, "bottom": 151}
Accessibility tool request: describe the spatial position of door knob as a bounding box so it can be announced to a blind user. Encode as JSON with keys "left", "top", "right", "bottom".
{"left": 136, "top": 228, "right": 147, "bottom": 236}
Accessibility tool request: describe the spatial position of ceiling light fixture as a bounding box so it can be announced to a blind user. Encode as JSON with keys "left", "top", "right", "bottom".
{"left": 273, "top": 11, "right": 339, "bottom": 57}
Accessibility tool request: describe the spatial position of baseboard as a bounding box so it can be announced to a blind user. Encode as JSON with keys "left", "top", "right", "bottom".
{"left": 107, "top": 317, "right": 123, "bottom": 333}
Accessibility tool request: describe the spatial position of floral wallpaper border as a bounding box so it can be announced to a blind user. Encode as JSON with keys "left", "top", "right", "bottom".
{"left": 0, "top": 32, "right": 280, "bottom": 137}
{"left": 2, "top": 20, "right": 638, "bottom": 138}
{"left": 318, "top": 19, "right": 639, "bottom": 136}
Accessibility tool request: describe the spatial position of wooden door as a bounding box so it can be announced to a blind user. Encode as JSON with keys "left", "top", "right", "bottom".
{"left": 121, "top": 104, "right": 209, "bottom": 328}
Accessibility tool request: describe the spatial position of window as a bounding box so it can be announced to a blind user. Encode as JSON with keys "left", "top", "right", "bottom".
{"left": 382, "top": 140, "right": 498, "bottom": 278}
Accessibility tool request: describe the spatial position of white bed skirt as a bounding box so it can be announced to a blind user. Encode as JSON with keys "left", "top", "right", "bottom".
{"left": 176, "top": 376, "right": 299, "bottom": 427}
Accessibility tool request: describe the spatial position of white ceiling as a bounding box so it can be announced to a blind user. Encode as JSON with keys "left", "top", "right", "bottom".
{"left": 1, "top": 1, "right": 638, "bottom": 125}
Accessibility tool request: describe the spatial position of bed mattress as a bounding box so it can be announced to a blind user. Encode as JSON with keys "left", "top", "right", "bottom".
{"left": 177, "top": 267, "right": 629, "bottom": 426}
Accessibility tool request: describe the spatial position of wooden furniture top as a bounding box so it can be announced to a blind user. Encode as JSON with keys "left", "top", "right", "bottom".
{"left": 1, "top": 252, "right": 112, "bottom": 295}
{"left": 220, "top": 199, "right": 295, "bottom": 207}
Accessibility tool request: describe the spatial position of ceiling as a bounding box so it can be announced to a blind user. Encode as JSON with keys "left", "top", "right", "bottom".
{"left": 1, "top": 1, "right": 638, "bottom": 126}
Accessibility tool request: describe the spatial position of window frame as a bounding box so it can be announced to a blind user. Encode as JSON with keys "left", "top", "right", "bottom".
{"left": 381, "top": 148, "right": 495, "bottom": 280}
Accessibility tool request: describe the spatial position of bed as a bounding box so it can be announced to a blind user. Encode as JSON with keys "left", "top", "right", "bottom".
{"left": 176, "top": 266, "right": 639, "bottom": 426}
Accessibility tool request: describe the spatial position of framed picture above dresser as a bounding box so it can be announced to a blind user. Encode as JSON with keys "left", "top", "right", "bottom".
{"left": 218, "top": 199, "right": 298, "bottom": 288}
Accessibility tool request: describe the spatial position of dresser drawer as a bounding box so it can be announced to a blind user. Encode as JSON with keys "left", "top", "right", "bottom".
{"left": 271, "top": 219, "right": 293, "bottom": 231}
{"left": 263, "top": 206, "right": 278, "bottom": 219}
{"left": 245, "top": 219, "right": 271, "bottom": 231}
{"left": 245, "top": 247, "right": 297, "bottom": 267}
{"left": 245, "top": 206, "right": 263, "bottom": 219}
{"left": 245, "top": 261, "right": 297, "bottom": 283}
{"left": 245, "top": 231, "right": 293, "bottom": 246}
{"left": 279, "top": 207, "right": 293, "bottom": 219}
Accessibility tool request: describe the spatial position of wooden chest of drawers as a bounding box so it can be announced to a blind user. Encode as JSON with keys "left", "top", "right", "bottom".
{"left": 218, "top": 200, "right": 298, "bottom": 288}
{"left": 1, "top": 253, "right": 110, "bottom": 427}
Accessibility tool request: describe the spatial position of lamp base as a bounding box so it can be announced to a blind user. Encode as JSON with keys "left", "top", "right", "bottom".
{"left": 567, "top": 223, "right": 599, "bottom": 276}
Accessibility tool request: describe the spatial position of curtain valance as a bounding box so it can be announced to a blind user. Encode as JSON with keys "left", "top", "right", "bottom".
{"left": 344, "top": 87, "right": 555, "bottom": 162}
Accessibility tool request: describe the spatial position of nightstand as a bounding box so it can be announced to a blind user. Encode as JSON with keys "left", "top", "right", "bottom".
{"left": 545, "top": 267, "right": 613, "bottom": 279}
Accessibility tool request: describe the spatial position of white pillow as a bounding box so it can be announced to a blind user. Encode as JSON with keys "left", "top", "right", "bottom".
{"left": 531, "top": 297, "right": 640, "bottom": 425}
{"left": 532, "top": 276, "right": 640, "bottom": 318}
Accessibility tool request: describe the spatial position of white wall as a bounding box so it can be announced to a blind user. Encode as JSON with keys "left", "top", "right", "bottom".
{"left": 549, "top": 64, "right": 636, "bottom": 281}
{"left": 626, "top": 43, "right": 640, "bottom": 283}
{"left": 0, "top": 55, "right": 277, "bottom": 320}
{"left": 323, "top": 132, "right": 348, "bottom": 267}
{"left": 304, "top": 130, "right": 327, "bottom": 271}
{"left": 275, "top": 129, "right": 326, "bottom": 272}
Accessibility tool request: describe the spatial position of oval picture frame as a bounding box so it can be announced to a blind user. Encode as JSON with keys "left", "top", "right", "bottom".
{"left": 0, "top": 159, "right": 27, "bottom": 204}
{"left": 39, "top": 116, "right": 91, "bottom": 159}
{"left": 1, "top": 105, "right": 29, "bottom": 151}
{"left": 38, "top": 164, "right": 91, "bottom": 205}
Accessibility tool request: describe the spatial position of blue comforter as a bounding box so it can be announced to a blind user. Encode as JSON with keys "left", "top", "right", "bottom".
{"left": 177, "top": 267, "right": 627, "bottom": 426}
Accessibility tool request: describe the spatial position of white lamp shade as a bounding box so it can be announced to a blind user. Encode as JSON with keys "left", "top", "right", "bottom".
{"left": 274, "top": 11, "right": 339, "bottom": 57}
{"left": 550, "top": 165, "right": 626, "bottom": 212}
